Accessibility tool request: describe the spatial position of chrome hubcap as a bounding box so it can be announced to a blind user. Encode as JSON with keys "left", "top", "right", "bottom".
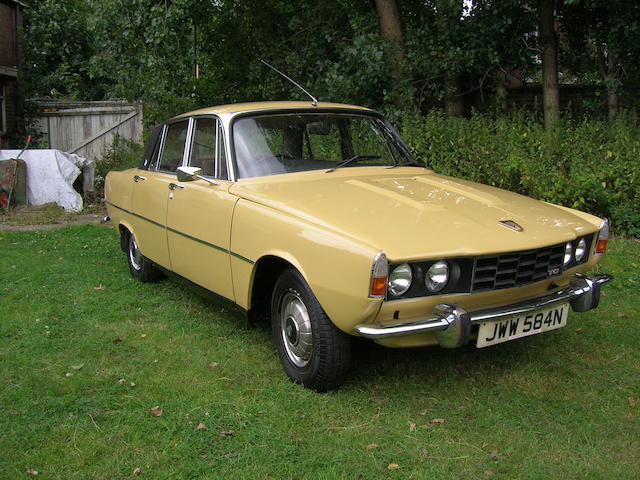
{"left": 129, "top": 236, "right": 142, "bottom": 271}
{"left": 279, "top": 291, "right": 313, "bottom": 368}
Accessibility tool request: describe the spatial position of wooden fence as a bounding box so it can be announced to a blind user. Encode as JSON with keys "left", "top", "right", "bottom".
{"left": 32, "top": 100, "right": 143, "bottom": 160}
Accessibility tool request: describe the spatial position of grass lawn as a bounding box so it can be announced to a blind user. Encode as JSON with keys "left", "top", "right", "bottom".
{"left": 1, "top": 225, "right": 638, "bottom": 479}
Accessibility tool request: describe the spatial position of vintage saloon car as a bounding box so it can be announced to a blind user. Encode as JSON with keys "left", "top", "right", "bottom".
{"left": 105, "top": 101, "right": 612, "bottom": 391}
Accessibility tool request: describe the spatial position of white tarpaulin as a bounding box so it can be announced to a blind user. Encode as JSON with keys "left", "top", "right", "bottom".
{"left": 0, "top": 149, "right": 95, "bottom": 212}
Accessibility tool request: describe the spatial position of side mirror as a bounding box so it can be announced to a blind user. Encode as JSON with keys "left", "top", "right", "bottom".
{"left": 176, "top": 166, "right": 202, "bottom": 182}
{"left": 176, "top": 166, "right": 219, "bottom": 186}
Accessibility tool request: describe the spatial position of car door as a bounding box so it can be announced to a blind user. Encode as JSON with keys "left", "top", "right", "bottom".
{"left": 129, "top": 120, "right": 189, "bottom": 270}
{"left": 166, "top": 116, "right": 237, "bottom": 301}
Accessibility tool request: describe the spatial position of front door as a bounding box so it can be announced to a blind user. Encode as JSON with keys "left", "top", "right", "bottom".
{"left": 166, "top": 117, "right": 236, "bottom": 301}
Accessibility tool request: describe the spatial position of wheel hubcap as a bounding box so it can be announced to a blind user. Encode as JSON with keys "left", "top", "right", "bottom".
{"left": 129, "top": 236, "right": 142, "bottom": 271}
{"left": 279, "top": 291, "right": 313, "bottom": 368}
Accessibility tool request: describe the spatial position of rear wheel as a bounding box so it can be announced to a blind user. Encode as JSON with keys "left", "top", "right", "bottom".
{"left": 126, "top": 232, "right": 161, "bottom": 282}
{"left": 271, "top": 268, "right": 351, "bottom": 391}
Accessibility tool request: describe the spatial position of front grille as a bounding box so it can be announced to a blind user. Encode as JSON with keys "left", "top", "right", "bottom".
{"left": 471, "top": 243, "right": 565, "bottom": 292}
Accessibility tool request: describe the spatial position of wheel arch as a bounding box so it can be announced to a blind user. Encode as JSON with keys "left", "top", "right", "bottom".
{"left": 117, "top": 221, "right": 136, "bottom": 253}
{"left": 247, "top": 254, "right": 304, "bottom": 325}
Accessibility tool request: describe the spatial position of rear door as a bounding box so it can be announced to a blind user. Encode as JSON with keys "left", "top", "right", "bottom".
{"left": 166, "top": 116, "right": 237, "bottom": 301}
{"left": 129, "top": 120, "right": 189, "bottom": 270}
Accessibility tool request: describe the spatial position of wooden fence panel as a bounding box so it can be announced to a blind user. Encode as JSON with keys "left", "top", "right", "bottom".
{"left": 33, "top": 101, "right": 143, "bottom": 161}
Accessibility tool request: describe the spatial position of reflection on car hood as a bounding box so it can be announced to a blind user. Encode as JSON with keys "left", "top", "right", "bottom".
{"left": 230, "top": 168, "right": 601, "bottom": 260}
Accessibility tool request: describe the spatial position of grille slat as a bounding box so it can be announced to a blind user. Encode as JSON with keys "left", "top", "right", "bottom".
{"left": 471, "top": 243, "right": 564, "bottom": 292}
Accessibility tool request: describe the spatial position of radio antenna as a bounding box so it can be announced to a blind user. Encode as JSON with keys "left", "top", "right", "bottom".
{"left": 261, "top": 60, "right": 318, "bottom": 106}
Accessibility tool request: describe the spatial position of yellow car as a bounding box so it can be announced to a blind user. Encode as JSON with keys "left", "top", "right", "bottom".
{"left": 105, "top": 101, "right": 612, "bottom": 391}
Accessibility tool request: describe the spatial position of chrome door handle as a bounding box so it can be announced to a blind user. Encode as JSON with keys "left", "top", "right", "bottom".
{"left": 133, "top": 175, "right": 147, "bottom": 182}
{"left": 168, "top": 182, "right": 185, "bottom": 190}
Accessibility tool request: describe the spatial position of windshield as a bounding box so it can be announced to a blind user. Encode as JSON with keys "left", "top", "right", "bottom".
{"left": 232, "top": 112, "right": 419, "bottom": 179}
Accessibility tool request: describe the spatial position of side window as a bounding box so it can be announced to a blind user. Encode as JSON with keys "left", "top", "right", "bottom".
{"left": 157, "top": 120, "right": 188, "bottom": 172}
{"left": 189, "top": 118, "right": 216, "bottom": 176}
{"left": 188, "top": 117, "right": 229, "bottom": 180}
{"left": 140, "top": 125, "right": 164, "bottom": 169}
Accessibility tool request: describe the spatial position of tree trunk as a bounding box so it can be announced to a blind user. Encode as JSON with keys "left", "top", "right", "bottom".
{"left": 374, "top": 0, "right": 407, "bottom": 109}
{"left": 607, "top": 53, "right": 620, "bottom": 120}
{"left": 444, "top": 73, "right": 464, "bottom": 117}
{"left": 538, "top": 0, "right": 560, "bottom": 129}
{"left": 495, "top": 68, "right": 507, "bottom": 114}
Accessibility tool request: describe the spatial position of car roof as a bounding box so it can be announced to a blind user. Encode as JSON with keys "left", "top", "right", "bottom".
{"left": 173, "top": 101, "right": 374, "bottom": 119}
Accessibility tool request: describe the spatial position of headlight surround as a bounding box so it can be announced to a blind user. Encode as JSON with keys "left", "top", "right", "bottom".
{"left": 575, "top": 238, "right": 587, "bottom": 262}
{"left": 425, "top": 260, "right": 449, "bottom": 292}
{"left": 563, "top": 242, "right": 573, "bottom": 267}
{"left": 388, "top": 263, "right": 412, "bottom": 296}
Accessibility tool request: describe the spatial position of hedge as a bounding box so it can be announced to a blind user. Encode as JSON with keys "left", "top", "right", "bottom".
{"left": 402, "top": 111, "right": 640, "bottom": 237}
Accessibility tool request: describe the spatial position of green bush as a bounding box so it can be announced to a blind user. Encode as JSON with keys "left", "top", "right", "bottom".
{"left": 95, "top": 136, "right": 144, "bottom": 193}
{"left": 402, "top": 111, "right": 640, "bottom": 237}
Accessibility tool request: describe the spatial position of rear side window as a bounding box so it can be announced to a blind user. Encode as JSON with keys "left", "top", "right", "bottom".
{"left": 157, "top": 120, "right": 188, "bottom": 172}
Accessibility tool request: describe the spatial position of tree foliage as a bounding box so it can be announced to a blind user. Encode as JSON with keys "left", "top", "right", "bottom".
{"left": 22, "top": 0, "right": 640, "bottom": 124}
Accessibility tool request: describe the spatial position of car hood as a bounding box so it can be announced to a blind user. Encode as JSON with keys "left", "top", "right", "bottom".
{"left": 230, "top": 168, "right": 601, "bottom": 260}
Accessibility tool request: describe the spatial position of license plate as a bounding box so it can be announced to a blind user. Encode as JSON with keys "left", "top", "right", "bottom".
{"left": 476, "top": 303, "right": 569, "bottom": 348}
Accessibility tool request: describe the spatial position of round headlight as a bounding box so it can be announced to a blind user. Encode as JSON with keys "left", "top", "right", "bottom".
{"left": 388, "top": 263, "right": 412, "bottom": 296}
{"left": 563, "top": 242, "right": 573, "bottom": 267}
{"left": 575, "top": 238, "right": 587, "bottom": 262}
{"left": 425, "top": 260, "right": 449, "bottom": 292}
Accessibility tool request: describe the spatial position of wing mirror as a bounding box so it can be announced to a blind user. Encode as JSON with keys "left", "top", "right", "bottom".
{"left": 176, "top": 166, "right": 219, "bottom": 185}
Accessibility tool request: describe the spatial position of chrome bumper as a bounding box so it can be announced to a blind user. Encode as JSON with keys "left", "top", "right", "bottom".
{"left": 354, "top": 273, "right": 613, "bottom": 348}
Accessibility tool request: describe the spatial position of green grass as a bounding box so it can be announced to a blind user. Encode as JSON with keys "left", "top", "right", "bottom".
{"left": 1, "top": 226, "right": 638, "bottom": 479}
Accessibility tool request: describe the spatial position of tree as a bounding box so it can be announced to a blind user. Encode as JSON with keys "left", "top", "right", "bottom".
{"left": 562, "top": 0, "right": 640, "bottom": 119}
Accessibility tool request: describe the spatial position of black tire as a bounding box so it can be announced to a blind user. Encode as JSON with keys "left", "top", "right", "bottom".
{"left": 126, "top": 231, "right": 161, "bottom": 282}
{"left": 271, "top": 267, "right": 351, "bottom": 391}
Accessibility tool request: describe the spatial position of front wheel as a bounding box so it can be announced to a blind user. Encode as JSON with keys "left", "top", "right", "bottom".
{"left": 126, "top": 232, "right": 161, "bottom": 282}
{"left": 271, "top": 268, "right": 351, "bottom": 391}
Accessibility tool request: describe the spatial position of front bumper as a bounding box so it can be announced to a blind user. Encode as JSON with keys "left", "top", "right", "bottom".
{"left": 354, "top": 273, "right": 613, "bottom": 348}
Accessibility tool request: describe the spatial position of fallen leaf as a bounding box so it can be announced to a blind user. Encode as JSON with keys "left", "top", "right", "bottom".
{"left": 408, "top": 422, "right": 417, "bottom": 432}
{"left": 208, "top": 362, "right": 219, "bottom": 369}
{"left": 431, "top": 418, "right": 446, "bottom": 424}
{"left": 150, "top": 406, "right": 163, "bottom": 417}
{"left": 71, "top": 363, "right": 84, "bottom": 370}
{"left": 65, "top": 372, "right": 73, "bottom": 378}
{"left": 26, "top": 468, "right": 38, "bottom": 476}
{"left": 482, "top": 442, "right": 489, "bottom": 448}
{"left": 220, "top": 430, "right": 235, "bottom": 436}
{"left": 140, "top": 334, "right": 147, "bottom": 338}
{"left": 387, "top": 463, "right": 400, "bottom": 471}
{"left": 617, "top": 312, "right": 627, "bottom": 318}
{"left": 93, "top": 284, "right": 106, "bottom": 290}
{"left": 130, "top": 382, "right": 136, "bottom": 388}
{"left": 112, "top": 338, "right": 123, "bottom": 344}
{"left": 196, "top": 423, "right": 208, "bottom": 431}
{"left": 82, "top": 245, "right": 88, "bottom": 249}
{"left": 367, "top": 443, "right": 378, "bottom": 450}
{"left": 629, "top": 397, "right": 637, "bottom": 407}
{"left": 133, "top": 467, "right": 142, "bottom": 475}
{"left": 575, "top": 328, "right": 583, "bottom": 333}
{"left": 118, "top": 378, "right": 125, "bottom": 385}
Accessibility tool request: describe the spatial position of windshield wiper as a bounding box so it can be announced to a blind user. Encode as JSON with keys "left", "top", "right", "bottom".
{"left": 325, "top": 155, "right": 381, "bottom": 173}
{"left": 387, "top": 161, "right": 427, "bottom": 169}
